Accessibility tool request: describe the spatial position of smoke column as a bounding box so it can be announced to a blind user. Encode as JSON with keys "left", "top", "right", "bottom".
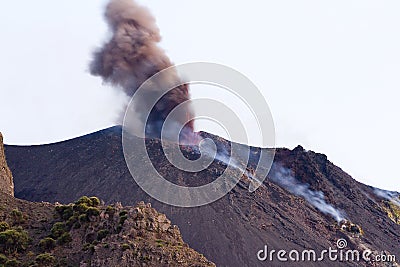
{"left": 90, "top": 0, "right": 194, "bottom": 138}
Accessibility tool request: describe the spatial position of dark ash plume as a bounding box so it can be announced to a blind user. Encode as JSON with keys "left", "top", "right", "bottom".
{"left": 90, "top": 0, "right": 194, "bottom": 138}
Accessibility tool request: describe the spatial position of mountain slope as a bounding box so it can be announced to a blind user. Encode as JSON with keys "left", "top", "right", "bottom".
{"left": 5, "top": 126, "right": 400, "bottom": 266}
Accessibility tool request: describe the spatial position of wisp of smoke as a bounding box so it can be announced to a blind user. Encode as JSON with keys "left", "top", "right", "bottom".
{"left": 373, "top": 188, "right": 400, "bottom": 206}
{"left": 90, "top": 0, "right": 194, "bottom": 139}
{"left": 192, "top": 139, "right": 258, "bottom": 181}
{"left": 270, "top": 164, "right": 345, "bottom": 222}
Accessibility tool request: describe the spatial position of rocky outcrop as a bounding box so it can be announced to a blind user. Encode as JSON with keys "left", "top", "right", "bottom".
{"left": 0, "top": 194, "right": 214, "bottom": 266}
{"left": 89, "top": 201, "right": 214, "bottom": 267}
{"left": 0, "top": 132, "right": 13, "bottom": 196}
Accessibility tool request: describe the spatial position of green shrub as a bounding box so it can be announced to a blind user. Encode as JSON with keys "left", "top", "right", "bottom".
{"left": 35, "top": 253, "right": 56, "bottom": 266}
{"left": 73, "top": 222, "right": 81, "bottom": 229}
{"left": 74, "top": 203, "right": 89, "bottom": 213}
{"left": 89, "top": 197, "right": 100, "bottom": 207}
{"left": 10, "top": 209, "right": 24, "bottom": 224}
{"left": 56, "top": 205, "right": 74, "bottom": 220}
{"left": 61, "top": 205, "right": 74, "bottom": 220}
{"left": 5, "top": 259, "right": 20, "bottom": 267}
{"left": 0, "top": 253, "right": 8, "bottom": 264}
{"left": 10, "top": 209, "right": 22, "bottom": 217}
{"left": 97, "top": 230, "right": 109, "bottom": 241}
{"left": 54, "top": 205, "right": 64, "bottom": 214}
{"left": 86, "top": 207, "right": 100, "bottom": 217}
{"left": 66, "top": 215, "right": 78, "bottom": 228}
{"left": 75, "top": 196, "right": 100, "bottom": 207}
{"left": 51, "top": 222, "right": 66, "bottom": 238}
{"left": 75, "top": 196, "right": 91, "bottom": 206}
{"left": 38, "top": 237, "right": 56, "bottom": 251}
{"left": 57, "top": 232, "right": 72, "bottom": 245}
{"left": 0, "top": 229, "right": 29, "bottom": 253}
{"left": 0, "top": 222, "right": 10, "bottom": 232}
{"left": 78, "top": 214, "right": 88, "bottom": 223}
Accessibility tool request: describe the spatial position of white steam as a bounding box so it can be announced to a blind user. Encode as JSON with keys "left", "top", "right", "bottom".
{"left": 270, "top": 165, "right": 345, "bottom": 222}
{"left": 194, "top": 141, "right": 256, "bottom": 180}
{"left": 373, "top": 188, "right": 400, "bottom": 206}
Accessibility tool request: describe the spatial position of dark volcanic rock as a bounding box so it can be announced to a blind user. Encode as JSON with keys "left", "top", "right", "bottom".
{"left": 5, "top": 126, "right": 400, "bottom": 266}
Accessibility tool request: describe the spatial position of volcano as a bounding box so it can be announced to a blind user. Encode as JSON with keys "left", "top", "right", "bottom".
{"left": 4, "top": 126, "right": 400, "bottom": 266}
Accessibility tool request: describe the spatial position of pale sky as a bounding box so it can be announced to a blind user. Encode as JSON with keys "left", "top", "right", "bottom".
{"left": 0, "top": 1, "right": 399, "bottom": 191}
